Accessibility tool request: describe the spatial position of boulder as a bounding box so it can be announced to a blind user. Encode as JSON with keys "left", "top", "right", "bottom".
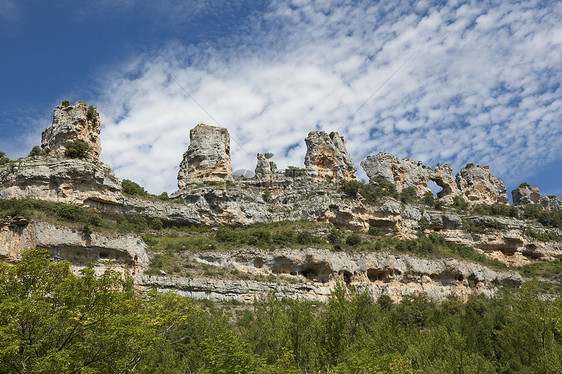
{"left": 41, "top": 101, "right": 101, "bottom": 161}
{"left": 254, "top": 153, "right": 272, "bottom": 181}
{"left": 177, "top": 124, "right": 232, "bottom": 189}
{"left": 512, "top": 184, "right": 541, "bottom": 205}
{"left": 304, "top": 131, "right": 356, "bottom": 183}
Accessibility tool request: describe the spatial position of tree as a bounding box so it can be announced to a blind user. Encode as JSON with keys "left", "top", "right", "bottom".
{"left": 0, "top": 249, "right": 195, "bottom": 374}
{"left": 122, "top": 179, "right": 149, "bottom": 197}
{"left": 0, "top": 151, "right": 9, "bottom": 165}
{"left": 61, "top": 100, "right": 70, "bottom": 107}
{"left": 64, "top": 140, "right": 91, "bottom": 159}
{"left": 28, "top": 145, "right": 46, "bottom": 157}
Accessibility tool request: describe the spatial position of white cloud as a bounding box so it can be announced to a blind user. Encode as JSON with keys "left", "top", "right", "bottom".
{"left": 95, "top": 0, "right": 562, "bottom": 195}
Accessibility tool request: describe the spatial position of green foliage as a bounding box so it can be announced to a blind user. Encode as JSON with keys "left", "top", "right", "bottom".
{"left": 64, "top": 140, "right": 91, "bottom": 159}
{"left": 264, "top": 152, "right": 274, "bottom": 159}
{"left": 525, "top": 227, "right": 562, "bottom": 242}
{"left": 519, "top": 182, "right": 531, "bottom": 188}
{"left": 158, "top": 191, "right": 169, "bottom": 200}
{"left": 122, "top": 178, "right": 149, "bottom": 197}
{"left": 86, "top": 105, "right": 97, "bottom": 120}
{"left": 361, "top": 177, "right": 399, "bottom": 203}
{"left": 269, "top": 161, "right": 278, "bottom": 171}
{"left": 0, "top": 249, "right": 196, "bottom": 374}
{"left": 340, "top": 180, "right": 362, "bottom": 198}
{"left": 61, "top": 100, "right": 70, "bottom": 106}
{"left": 400, "top": 186, "right": 418, "bottom": 204}
{"left": 28, "top": 145, "right": 46, "bottom": 157}
{"left": 0, "top": 150, "right": 10, "bottom": 165}
{"left": 367, "top": 226, "right": 385, "bottom": 237}
{"left": 262, "top": 190, "right": 272, "bottom": 202}
{"left": 329, "top": 131, "right": 336, "bottom": 139}
{"left": 285, "top": 166, "right": 307, "bottom": 178}
{"left": 451, "top": 195, "right": 469, "bottom": 210}
{"left": 150, "top": 218, "right": 163, "bottom": 230}
{"left": 473, "top": 203, "right": 519, "bottom": 218}
{"left": 0, "top": 198, "right": 102, "bottom": 226}
{"left": 345, "top": 233, "right": 362, "bottom": 246}
{"left": 517, "top": 259, "right": 562, "bottom": 278}
{"left": 422, "top": 191, "right": 435, "bottom": 206}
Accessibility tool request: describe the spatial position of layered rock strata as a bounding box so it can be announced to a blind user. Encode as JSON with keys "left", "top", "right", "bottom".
{"left": 41, "top": 101, "right": 101, "bottom": 161}
{"left": 0, "top": 218, "right": 147, "bottom": 275}
{"left": 304, "top": 131, "right": 356, "bottom": 183}
{"left": 137, "top": 248, "right": 522, "bottom": 303}
{"left": 177, "top": 124, "right": 232, "bottom": 189}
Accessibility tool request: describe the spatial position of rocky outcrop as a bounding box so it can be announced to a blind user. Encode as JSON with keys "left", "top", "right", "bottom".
{"left": 512, "top": 184, "right": 541, "bottom": 205}
{"left": 456, "top": 164, "right": 509, "bottom": 206}
{"left": 0, "top": 219, "right": 148, "bottom": 275}
{"left": 360, "top": 152, "right": 458, "bottom": 203}
{"left": 41, "top": 101, "right": 101, "bottom": 161}
{"left": 0, "top": 157, "right": 122, "bottom": 205}
{"left": 254, "top": 153, "right": 272, "bottom": 182}
{"left": 304, "top": 131, "right": 356, "bottom": 183}
{"left": 511, "top": 184, "right": 561, "bottom": 211}
{"left": 177, "top": 124, "right": 232, "bottom": 189}
{"left": 137, "top": 248, "right": 522, "bottom": 303}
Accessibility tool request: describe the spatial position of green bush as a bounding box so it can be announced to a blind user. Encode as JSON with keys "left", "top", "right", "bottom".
{"left": 296, "top": 231, "right": 321, "bottom": 245}
{"left": 216, "top": 227, "right": 238, "bottom": 242}
{"left": 28, "top": 146, "right": 46, "bottom": 157}
{"left": 122, "top": 179, "right": 148, "bottom": 197}
{"left": 341, "top": 180, "right": 362, "bottom": 198}
{"left": 422, "top": 191, "right": 435, "bottom": 206}
{"left": 400, "top": 186, "right": 418, "bottom": 204}
{"left": 87, "top": 105, "right": 97, "bottom": 120}
{"left": 150, "top": 218, "right": 163, "bottom": 230}
{"left": 346, "top": 233, "right": 362, "bottom": 246}
{"left": 64, "top": 140, "right": 91, "bottom": 159}
{"left": 61, "top": 100, "right": 70, "bottom": 107}
{"left": 368, "top": 226, "right": 385, "bottom": 236}
{"left": 285, "top": 166, "right": 307, "bottom": 178}
{"left": 451, "top": 195, "right": 469, "bottom": 210}
{"left": 0, "top": 151, "right": 10, "bottom": 165}
{"left": 272, "top": 229, "right": 295, "bottom": 245}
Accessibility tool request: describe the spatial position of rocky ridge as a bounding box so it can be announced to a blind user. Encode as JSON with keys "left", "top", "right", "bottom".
{"left": 1, "top": 102, "right": 561, "bottom": 303}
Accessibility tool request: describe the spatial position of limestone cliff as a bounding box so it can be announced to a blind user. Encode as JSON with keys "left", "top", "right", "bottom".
{"left": 456, "top": 164, "right": 509, "bottom": 206}
{"left": 304, "top": 131, "right": 356, "bottom": 183}
{"left": 177, "top": 124, "right": 232, "bottom": 189}
{"left": 512, "top": 183, "right": 561, "bottom": 211}
{"left": 41, "top": 101, "right": 101, "bottom": 161}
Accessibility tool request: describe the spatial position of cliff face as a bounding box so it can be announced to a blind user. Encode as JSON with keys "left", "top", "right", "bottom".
{"left": 1, "top": 104, "right": 561, "bottom": 303}
{"left": 41, "top": 101, "right": 101, "bottom": 161}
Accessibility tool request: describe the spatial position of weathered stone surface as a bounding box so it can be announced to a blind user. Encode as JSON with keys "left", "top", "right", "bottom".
{"left": 0, "top": 220, "right": 147, "bottom": 275}
{"left": 0, "top": 157, "right": 122, "bottom": 205}
{"left": 360, "top": 152, "right": 458, "bottom": 203}
{"left": 512, "top": 184, "right": 541, "bottom": 205}
{"left": 137, "top": 248, "right": 522, "bottom": 303}
{"left": 304, "top": 131, "right": 356, "bottom": 183}
{"left": 456, "top": 164, "right": 509, "bottom": 205}
{"left": 177, "top": 124, "right": 232, "bottom": 188}
{"left": 540, "top": 195, "right": 562, "bottom": 211}
{"left": 41, "top": 101, "right": 101, "bottom": 161}
{"left": 254, "top": 153, "right": 272, "bottom": 182}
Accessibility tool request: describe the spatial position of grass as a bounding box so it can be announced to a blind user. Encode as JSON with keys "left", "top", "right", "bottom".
{"left": 516, "top": 259, "right": 562, "bottom": 279}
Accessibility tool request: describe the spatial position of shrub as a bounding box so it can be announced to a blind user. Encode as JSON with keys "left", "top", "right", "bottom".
{"left": 285, "top": 166, "right": 307, "bottom": 178}
{"left": 28, "top": 146, "right": 46, "bottom": 157}
{"left": 122, "top": 179, "right": 148, "bottom": 197}
{"left": 150, "top": 218, "right": 163, "bottom": 230}
{"left": 346, "top": 233, "right": 362, "bottom": 246}
{"left": 452, "top": 195, "right": 469, "bottom": 210}
{"left": 216, "top": 227, "right": 238, "bottom": 242}
{"left": 341, "top": 180, "right": 362, "bottom": 198}
{"left": 422, "top": 191, "right": 435, "bottom": 206}
{"left": 327, "top": 229, "right": 343, "bottom": 244}
{"left": 400, "top": 186, "right": 418, "bottom": 204}
{"left": 329, "top": 131, "right": 336, "bottom": 139}
{"left": 64, "top": 140, "right": 91, "bottom": 159}
{"left": 158, "top": 192, "right": 169, "bottom": 201}
{"left": 131, "top": 216, "right": 148, "bottom": 231}
{"left": 0, "top": 151, "right": 9, "bottom": 165}
{"left": 87, "top": 105, "right": 97, "bottom": 120}
{"left": 296, "top": 231, "right": 320, "bottom": 245}
{"left": 272, "top": 229, "right": 295, "bottom": 245}
{"left": 264, "top": 152, "right": 274, "bottom": 159}
{"left": 61, "top": 100, "right": 70, "bottom": 107}
{"left": 368, "top": 226, "right": 385, "bottom": 236}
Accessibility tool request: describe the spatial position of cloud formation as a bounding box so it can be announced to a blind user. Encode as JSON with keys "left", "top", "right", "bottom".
{"left": 95, "top": 0, "right": 562, "bottom": 195}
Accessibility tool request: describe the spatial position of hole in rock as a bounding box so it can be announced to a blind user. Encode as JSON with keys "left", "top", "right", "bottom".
{"left": 367, "top": 269, "right": 389, "bottom": 282}
{"left": 339, "top": 270, "right": 352, "bottom": 285}
{"left": 427, "top": 180, "right": 442, "bottom": 198}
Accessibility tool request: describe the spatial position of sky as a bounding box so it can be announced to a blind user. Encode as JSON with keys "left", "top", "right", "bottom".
{"left": 1, "top": 0, "right": 561, "bottom": 200}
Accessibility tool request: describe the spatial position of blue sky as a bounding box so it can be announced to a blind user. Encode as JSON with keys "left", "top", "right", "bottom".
{"left": 1, "top": 0, "right": 561, "bottom": 200}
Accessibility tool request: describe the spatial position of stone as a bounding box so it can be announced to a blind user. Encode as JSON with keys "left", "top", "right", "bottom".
{"left": 41, "top": 101, "right": 101, "bottom": 161}
{"left": 254, "top": 153, "right": 272, "bottom": 181}
{"left": 304, "top": 131, "right": 356, "bottom": 183}
{"left": 177, "top": 124, "right": 232, "bottom": 189}
{"left": 512, "top": 184, "right": 541, "bottom": 205}
{"left": 540, "top": 195, "right": 562, "bottom": 211}
{"left": 360, "top": 152, "right": 459, "bottom": 203}
{"left": 456, "top": 164, "right": 509, "bottom": 205}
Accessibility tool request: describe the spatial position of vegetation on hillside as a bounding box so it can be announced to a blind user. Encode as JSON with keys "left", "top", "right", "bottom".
{"left": 1, "top": 250, "right": 560, "bottom": 373}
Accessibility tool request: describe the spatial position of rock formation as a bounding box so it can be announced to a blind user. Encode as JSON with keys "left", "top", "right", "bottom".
{"left": 456, "top": 164, "right": 509, "bottom": 205}
{"left": 360, "top": 152, "right": 458, "bottom": 203}
{"left": 304, "top": 131, "right": 356, "bottom": 183}
{"left": 540, "top": 195, "right": 562, "bottom": 211}
{"left": 177, "top": 124, "right": 232, "bottom": 189}
{"left": 254, "top": 153, "right": 272, "bottom": 181}
{"left": 512, "top": 184, "right": 541, "bottom": 205}
{"left": 41, "top": 101, "right": 101, "bottom": 161}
